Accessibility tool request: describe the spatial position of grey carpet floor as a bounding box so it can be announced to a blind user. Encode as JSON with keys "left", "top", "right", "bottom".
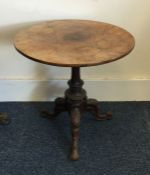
{"left": 0, "top": 102, "right": 150, "bottom": 175}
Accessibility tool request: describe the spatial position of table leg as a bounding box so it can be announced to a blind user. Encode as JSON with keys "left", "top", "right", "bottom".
{"left": 70, "top": 107, "right": 81, "bottom": 160}
{"left": 0, "top": 113, "right": 10, "bottom": 125}
{"left": 41, "top": 97, "right": 66, "bottom": 119}
{"left": 86, "top": 99, "right": 112, "bottom": 120}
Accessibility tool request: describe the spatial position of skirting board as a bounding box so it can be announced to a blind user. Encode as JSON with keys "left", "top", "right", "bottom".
{"left": 0, "top": 79, "right": 150, "bottom": 101}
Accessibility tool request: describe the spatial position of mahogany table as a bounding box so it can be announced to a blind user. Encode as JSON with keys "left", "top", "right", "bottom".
{"left": 14, "top": 20, "right": 135, "bottom": 160}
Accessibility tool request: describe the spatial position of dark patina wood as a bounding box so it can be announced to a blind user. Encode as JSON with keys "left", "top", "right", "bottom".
{"left": 14, "top": 19, "right": 135, "bottom": 160}
{"left": 41, "top": 67, "right": 112, "bottom": 160}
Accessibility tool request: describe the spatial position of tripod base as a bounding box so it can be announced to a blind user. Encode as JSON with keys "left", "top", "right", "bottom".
{"left": 41, "top": 67, "right": 112, "bottom": 160}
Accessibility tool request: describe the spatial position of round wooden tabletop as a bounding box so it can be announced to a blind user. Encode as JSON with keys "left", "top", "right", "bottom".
{"left": 14, "top": 20, "right": 135, "bottom": 67}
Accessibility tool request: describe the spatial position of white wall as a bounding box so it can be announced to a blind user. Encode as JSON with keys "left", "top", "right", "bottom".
{"left": 0, "top": 0, "right": 150, "bottom": 101}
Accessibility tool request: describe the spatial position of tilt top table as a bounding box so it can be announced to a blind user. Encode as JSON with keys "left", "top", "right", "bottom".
{"left": 14, "top": 20, "right": 135, "bottom": 160}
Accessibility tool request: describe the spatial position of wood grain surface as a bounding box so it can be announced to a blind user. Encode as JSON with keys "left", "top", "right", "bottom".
{"left": 14, "top": 20, "right": 135, "bottom": 67}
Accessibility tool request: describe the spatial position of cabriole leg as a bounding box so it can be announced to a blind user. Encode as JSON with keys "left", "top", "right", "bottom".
{"left": 87, "top": 99, "right": 112, "bottom": 120}
{"left": 41, "top": 97, "right": 66, "bottom": 119}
